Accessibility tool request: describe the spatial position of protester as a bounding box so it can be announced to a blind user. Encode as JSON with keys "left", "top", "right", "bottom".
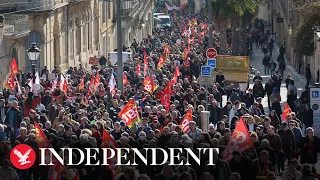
{"left": 0, "top": 5, "right": 318, "bottom": 180}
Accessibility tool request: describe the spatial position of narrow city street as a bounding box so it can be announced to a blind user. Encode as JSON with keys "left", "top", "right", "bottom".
{"left": 248, "top": 37, "right": 320, "bottom": 172}
{"left": 249, "top": 39, "right": 307, "bottom": 113}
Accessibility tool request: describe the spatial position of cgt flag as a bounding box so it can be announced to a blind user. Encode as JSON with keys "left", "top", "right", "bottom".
{"left": 34, "top": 122, "right": 63, "bottom": 180}
{"left": 10, "top": 57, "right": 19, "bottom": 75}
{"left": 282, "top": 102, "right": 292, "bottom": 121}
{"left": 101, "top": 129, "right": 118, "bottom": 173}
{"left": 118, "top": 99, "right": 140, "bottom": 127}
{"left": 179, "top": 108, "right": 193, "bottom": 133}
{"left": 223, "top": 117, "right": 253, "bottom": 161}
{"left": 161, "top": 82, "right": 171, "bottom": 112}
{"left": 143, "top": 76, "right": 158, "bottom": 93}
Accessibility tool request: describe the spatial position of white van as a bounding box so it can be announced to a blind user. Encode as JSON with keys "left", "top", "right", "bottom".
{"left": 156, "top": 15, "right": 171, "bottom": 29}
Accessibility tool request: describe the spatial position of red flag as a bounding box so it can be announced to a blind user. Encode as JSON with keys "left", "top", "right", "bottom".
{"left": 5, "top": 73, "right": 15, "bottom": 91}
{"left": 118, "top": 99, "right": 141, "bottom": 127}
{"left": 171, "top": 66, "right": 180, "bottom": 84}
{"left": 157, "top": 55, "right": 166, "bottom": 70}
{"left": 34, "top": 122, "right": 63, "bottom": 180}
{"left": 179, "top": 108, "right": 193, "bottom": 133}
{"left": 282, "top": 103, "right": 292, "bottom": 121}
{"left": 136, "top": 60, "right": 141, "bottom": 74}
{"left": 101, "top": 129, "right": 118, "bottom": 174}
{"left": 123, "top": 74, "right": 129, "bottom": 85}
{"left": 161, "top": 82, "right": 171, "bottom": 112}
{"left": 89, "top": 75, "right": 95, "bottom": 92}
{"left": 164, "top": 45, "right": 170, "bottom": 54}
{"left": 223, "top": 117, "right": 253, "bottom": 161}
{"left": 143, "top": 76, "right": 158, "bottom": 93}
{"left": 94, "top": 72, "right": 100, "bottom": 89}
{"left": 10, "top": 57, "right": 18, "bottom": 75}
{"left": 144, "top": 51, "right": 148, "bottom": 75}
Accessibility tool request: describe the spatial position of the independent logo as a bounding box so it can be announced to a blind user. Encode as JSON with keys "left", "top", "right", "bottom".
{"left": 10, "top": 144, "right": 36, "bottom": 169}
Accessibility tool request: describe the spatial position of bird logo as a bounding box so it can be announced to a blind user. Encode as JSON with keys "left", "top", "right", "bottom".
{"left": 10, "top": 144, "right": 36, "bottom": 169}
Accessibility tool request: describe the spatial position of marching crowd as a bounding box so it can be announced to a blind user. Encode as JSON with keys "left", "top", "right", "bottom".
{"left": 0, "top": 4, "right": 319, "bottom": 180}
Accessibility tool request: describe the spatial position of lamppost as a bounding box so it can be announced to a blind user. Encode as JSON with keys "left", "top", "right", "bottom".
{"left": 26, "top": 43, "right": 41, "bottom": 83}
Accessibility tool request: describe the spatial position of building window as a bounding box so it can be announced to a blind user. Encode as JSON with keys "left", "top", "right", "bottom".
{"left": 69, "top": 30, "right": 74, "bottom": 59}
{"left": 94, "top": 18, "right": 99, "bottom": 45}
{"left": 83, "top": 23, "right": 87, "bottom": 52}
{"left": 102, "top": 1, "right": 106, "bottom": 24}
{"left": 107, "top": 2, "right": 111, "bottom": 20}
{"left": 88, "top": 21, "right": 91, "bottom": 51}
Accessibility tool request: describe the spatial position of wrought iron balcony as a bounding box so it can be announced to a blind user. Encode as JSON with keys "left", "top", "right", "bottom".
{"left": 3, "top": 14, "right": 30, "bottom": 38}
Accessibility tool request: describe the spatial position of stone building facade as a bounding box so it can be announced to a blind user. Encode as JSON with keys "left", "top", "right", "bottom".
{"left": 0, "top": 0, "right": 153, "bottom": 84}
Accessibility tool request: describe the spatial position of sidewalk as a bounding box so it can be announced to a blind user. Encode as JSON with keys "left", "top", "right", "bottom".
{"left": 249, "top": 42, "right": 307, "bottom": 110}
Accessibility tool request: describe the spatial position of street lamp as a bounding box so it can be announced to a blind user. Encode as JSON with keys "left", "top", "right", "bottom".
{"left": 26, "top": 43, "right": 41, "bottom": 83}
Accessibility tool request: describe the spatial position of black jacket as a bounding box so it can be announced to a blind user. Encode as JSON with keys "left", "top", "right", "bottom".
{"left": 278, "top": 129, "right": 296, "bottom": 152}
{"left": 229, "top": 156, "right": 255, "bottom": 180}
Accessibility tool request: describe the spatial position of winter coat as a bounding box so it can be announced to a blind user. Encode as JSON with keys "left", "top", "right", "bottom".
{"left": 278, "top": 129, "right": 296, "bottom": 153}
{"left": 300, "top": 136, "right": 320, "bottom": 164}
{"left": 263, "top": 134, "right": 282, "bottom": 151}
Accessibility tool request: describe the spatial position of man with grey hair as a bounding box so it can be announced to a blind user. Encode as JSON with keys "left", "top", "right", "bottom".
{"left": 4, "top": 100, "right": 22, "bottom": 145}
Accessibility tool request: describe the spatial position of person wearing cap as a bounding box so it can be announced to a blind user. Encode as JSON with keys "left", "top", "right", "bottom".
{"left": 288, "top": 120, "right": 302, "bottom": 155}
{"left": 278, "top": 121, "right": 296, "bottom": 173}
{"left": 256, "top": 125, "right": 266, "bottom": 143}
{"left": 120, "top": 120, "right": 132, "bottom": 135}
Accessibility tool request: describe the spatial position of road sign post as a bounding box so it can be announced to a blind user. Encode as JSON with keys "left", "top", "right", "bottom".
{"left": 201, "top": 66, "right": 211, "bottom": 110}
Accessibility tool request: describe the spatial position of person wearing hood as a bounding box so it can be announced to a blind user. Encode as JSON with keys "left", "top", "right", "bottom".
{"left": 269, "top": 87, "right": 282, "bottom": 118}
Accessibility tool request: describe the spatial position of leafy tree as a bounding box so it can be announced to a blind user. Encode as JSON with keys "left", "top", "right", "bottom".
{"left": 209, "top": 0, "right": 259, "bottom": 55}
{"left": 293, "top": 2, "right": 320, "bottom": 56}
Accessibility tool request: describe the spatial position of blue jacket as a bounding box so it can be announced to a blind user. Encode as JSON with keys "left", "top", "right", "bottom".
{"left": 292, "top": 127, "right": 303, "bottom": 146}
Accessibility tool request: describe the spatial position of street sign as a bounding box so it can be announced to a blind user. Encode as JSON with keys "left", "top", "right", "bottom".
{"left": 207, "top": 58, "right": 216, "bottom": 68}
{"left": 206, "top": 48, "right": 217, "bottom": 59}
{"left": 201, "top": 66, "right": 211, "bottom": 77}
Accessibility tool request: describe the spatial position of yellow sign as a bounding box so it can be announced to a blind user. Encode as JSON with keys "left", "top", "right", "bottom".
{"left": 216, "top": 55, "right": 249, "bottom": 72}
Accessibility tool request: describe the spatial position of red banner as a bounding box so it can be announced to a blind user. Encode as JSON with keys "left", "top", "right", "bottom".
{"left": 89, "top": 57, "right": 99, "bottom": 66}
{"left": 223, "top": 117, "right": 253, "bottom": 161}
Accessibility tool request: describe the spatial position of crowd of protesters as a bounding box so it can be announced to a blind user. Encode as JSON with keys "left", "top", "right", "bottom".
{"left": 0, "top": 4, "right": 320, "bottom": 180}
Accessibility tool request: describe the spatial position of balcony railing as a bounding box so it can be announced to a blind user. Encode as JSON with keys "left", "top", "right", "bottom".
{"left": 3, "top": 15, "right": 30, "bottom": 37}
{"left": 16, "top": 0, "right": 54, "bottom": 12}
